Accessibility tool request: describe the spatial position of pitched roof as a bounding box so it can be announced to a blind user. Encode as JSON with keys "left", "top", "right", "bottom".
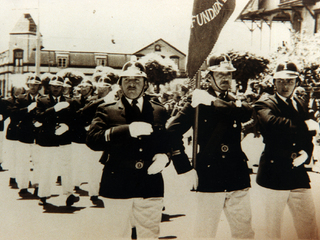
{"left": 133, "top": 38, "right": 186, "bottom": 56}
{"left": 10, "top": 13, "right": 37, "bottom": 35}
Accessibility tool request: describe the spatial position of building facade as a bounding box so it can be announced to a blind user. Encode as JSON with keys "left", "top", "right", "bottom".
{"left": 0, "top": 14, "right": 186, "bottom": 97}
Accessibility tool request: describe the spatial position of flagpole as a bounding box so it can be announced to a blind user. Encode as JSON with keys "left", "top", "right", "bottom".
{"left": 192, "top": 71, "right": 201, "bottom": 169}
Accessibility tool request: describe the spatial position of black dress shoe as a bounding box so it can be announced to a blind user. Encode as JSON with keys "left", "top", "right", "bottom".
{"left": 66, "top": 194, "right": 80, "bottom": 207}
{"left": 9, "top": 178, "right": 18, "bottom": 189}
{"left": 90, "top": 196, "right": 104, "bottom": 208}
{"left": 19, "top": 188, "right": 39, "bottom": 199}
{"left": 38, "top": 197, "right": 47, "bottom": 206}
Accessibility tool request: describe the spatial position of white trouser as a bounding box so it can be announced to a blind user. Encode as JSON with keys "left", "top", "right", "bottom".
{"left": 3, "top": 139, "right": 17, "bottom": 178}
{"left": 15, "top": 141, "right": 33, "bottom": 189}
{"left": 72, "top": 142, "right": 103, "bottom": 196}
{"left": 263, "top": 187, "right": 319, "bottom": 239}
{"left": 0, "top": 131, "right": 3, "bottom": 164}
{"left": 101, "top": 197, "right": 164, "bottom": 239}
{"left": 35, "top": 145, "right": 56, "bottom": 198}
{"left": 194, "top": 188, "right": 255, "bottom": 239}
{"left": 87, "top": 150, "right": 104, "bottom": 196}
{"left": 55, "top": 144, "right": 73, "bottom": 196}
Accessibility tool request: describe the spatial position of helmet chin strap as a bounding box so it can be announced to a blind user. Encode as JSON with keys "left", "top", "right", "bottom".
{"left": 210, "top": 73, "right": 226, "bottom": 93}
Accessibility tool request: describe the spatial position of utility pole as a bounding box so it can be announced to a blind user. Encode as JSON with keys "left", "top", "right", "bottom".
{"left": 35, "top": 0, "right": 41, "bottom": 76}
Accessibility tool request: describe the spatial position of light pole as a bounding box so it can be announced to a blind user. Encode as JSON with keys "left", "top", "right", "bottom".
{"left": 35, "top": 0, "right": 41, "bottom": 76}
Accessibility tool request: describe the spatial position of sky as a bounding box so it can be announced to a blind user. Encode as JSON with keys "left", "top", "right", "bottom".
{"left": 0, "top": 0, "right": 292, "bottom": 57}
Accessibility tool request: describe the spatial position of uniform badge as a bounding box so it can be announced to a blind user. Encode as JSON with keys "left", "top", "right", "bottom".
{"left": 135, "top": 161, "right": 144, "bottom": 169}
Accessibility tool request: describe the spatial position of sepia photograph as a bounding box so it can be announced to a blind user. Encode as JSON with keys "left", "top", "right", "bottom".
{"left": 1, "top": 0, "right": 320, "bottom": 239}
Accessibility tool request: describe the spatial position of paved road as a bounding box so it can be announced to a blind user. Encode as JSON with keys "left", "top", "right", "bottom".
{"left": 1, "top": 132, "right": 320, "bottom": 240}
{"left": 1, "top": 162, "right": 320, "bottom": 240}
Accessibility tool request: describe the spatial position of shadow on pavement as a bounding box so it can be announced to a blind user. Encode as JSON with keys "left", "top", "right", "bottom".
{"left": 161, "top": 213, "right": 185, "bottom": 222}
{"left": 42, "top": 203, "right": 85, "bottom": 214}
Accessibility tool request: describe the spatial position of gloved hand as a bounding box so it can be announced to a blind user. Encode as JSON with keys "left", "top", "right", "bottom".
{"left": 27, "top": 102, "right": 37, "bottom": 112}
{"left": 305, "top": 119, "right": 319, "bottom": 133}
{"left": 55, "top": 123, "right": 69, "bottom": 135}
{"left": 33, "top": 121, "right": 43, "bottom": 128}
{"left": 293, "top": 150, "right": 308, "bottom": 168}
{"left": 147, "top": 153, "right": 169, "bottom": 175}
{"left": 129, "top": 121, "right": 153, "bottom": 138}
{"left": 103, "top": 85, "right": 120, "bottom": 104}
{"left": 54, "top": 102, "right": 70, "bottom": 112}
{"left": 179, "top": 169, "right": 198, "bottom": 190}
{"left": 191, "top": 89, "right": 216, "bottom": 108}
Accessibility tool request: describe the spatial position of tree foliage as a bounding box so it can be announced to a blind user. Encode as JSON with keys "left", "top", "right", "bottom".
{"left": 139, "top": 53, "right": 179, "bottom": 93}
{"left": 227, "top": 50, "right": 270, "bottom": 92}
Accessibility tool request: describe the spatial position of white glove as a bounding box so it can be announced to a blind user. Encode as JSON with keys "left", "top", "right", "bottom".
{"left": 191, "top": 89, "right": 216, "bottom": 108}
{"left": 0, "top": 114, "right": 3, "bottom": 121}
{"left": 34, "top": 121, "right": 43, "bottom": 127}
{"left": 54, "top": 102, "right": 70, "bottom": 112}
{"left": 27, "top": 102, "right": 37, "bottom": 112}
{"left": 179, "top": 169, "right": 198, "bottom": 190}
{"left": 104, "top": 85, "right": 120, "bottom": 104}
{"left": 55, "top": 123, "right": 69, "bottom": 135}
{"left": 129, "top": 122, "right": 153, "bottom": 138}
{"left": 235, "top": 99, "right": 242, "bottom": 107}
{"left": 305, "top": 119, "right": 319, "bottom": 133}
{"left": 293, "top": 150, "right": 308, "bottom": 168}
{"left": 147, "top": 153, "right": 169, "bottom": 175}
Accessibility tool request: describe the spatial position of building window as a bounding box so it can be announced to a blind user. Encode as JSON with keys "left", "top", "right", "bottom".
{"left": 170, "top": 56, "right": 179, "bottom": 69}
{"left": 13, "top": 49, "right": 23, "bottom": 73}
{"left": 155, "top": 44, "right": 161, "bottom": 52}
{"left": 96, "top": 58, "right": 107, "bottom": 66}
{"left": 58, "top": 57, "right": 68, "bottom": 68}
{"left": 316, "top": 13, "right": 320, "bottom": 33}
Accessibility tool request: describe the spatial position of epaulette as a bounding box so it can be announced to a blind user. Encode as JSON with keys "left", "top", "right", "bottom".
{"left": 98, "top": 100, "right": 117, "bottom": 108}
{"left": 150, "top": 99, "right": 165, "bottom": 107}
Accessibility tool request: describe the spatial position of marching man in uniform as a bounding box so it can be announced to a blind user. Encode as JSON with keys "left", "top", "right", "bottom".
{"left": 87, "top": 61, "right": 194, "bottom": 239}
{"left": 166, "top": 54, "right": 255, "bottom": 239}
{"left": 254, "top": 62, "right": 319, "bottom": 239}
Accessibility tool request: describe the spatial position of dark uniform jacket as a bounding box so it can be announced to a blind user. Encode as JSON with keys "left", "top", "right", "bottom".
{"left": 16, "top": 93, "right": 41, "bottom": 144}
{"left": 72, "top": 95, "right": 96, "bottom": 144}
{"left": 86, "top": 95, "right": 172, "bottom": 199}
{"left": 167, "top": 89, "right": 253, "bottom": 192}
{"left": 0, "top": 97, "right": 11, "bottom": 132}
{"left": 254, "top": 94, "right": 314, "bottom": 190}
{"left": 35, "top": 94, "right": 75, "bottom": 147}
{"left": 4, "top": 96, "right": 20, "bottom": 141}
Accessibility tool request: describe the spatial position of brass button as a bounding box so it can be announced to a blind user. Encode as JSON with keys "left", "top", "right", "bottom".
{"left": 139, "top": 148, "right": 143, "bottom": 152}
{"left": 221, "top": 145, "right": 229, "bottom": 153}
{"left": 135, "top": 161, "right": 144, "bottom": 169}
{"left": 222, "top": 155, "right": 226, "bottom": 159}
{"left": 270, "top": 160, "right": 274, "bottom": 163}
{"left": 207, "top": 165, "right": 210, "bottom": 168}
{"left": 291, "top": 152, "right": 297, "bottom": 159}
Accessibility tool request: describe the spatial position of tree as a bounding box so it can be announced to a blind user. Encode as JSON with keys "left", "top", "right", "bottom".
{"left": 227, "top": 50, "right": 270, "bottom": 93}
{"left": 139, "top": 53, "right": 179, "bottom": 93}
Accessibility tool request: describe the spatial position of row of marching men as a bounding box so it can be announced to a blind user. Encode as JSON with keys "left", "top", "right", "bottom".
{"left": 0, "top": 71, "right": 119, "bottom": 207}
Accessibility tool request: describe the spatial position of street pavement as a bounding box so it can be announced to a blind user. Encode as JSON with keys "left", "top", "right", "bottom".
{"left": 0, "top": 133, "right": 320, "bottom": 240}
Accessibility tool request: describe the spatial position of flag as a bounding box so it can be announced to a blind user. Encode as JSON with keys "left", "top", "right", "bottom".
{"left": 187, "top": 0, "right": 236, "bottom": 81}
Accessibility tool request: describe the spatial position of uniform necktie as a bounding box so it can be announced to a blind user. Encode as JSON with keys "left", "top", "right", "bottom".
{"left": 219, "top": 92, "right": 225, "bottom": 99}
{"left": 286, "top": 98, "right": 296, "bottom": 111}
{"left": 131, "top": 99, "right": 141, "bottom": 119}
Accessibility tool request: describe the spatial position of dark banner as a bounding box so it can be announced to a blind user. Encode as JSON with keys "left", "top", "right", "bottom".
{"left": 187, "top": 0, "right": 236, "bottom": 80}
